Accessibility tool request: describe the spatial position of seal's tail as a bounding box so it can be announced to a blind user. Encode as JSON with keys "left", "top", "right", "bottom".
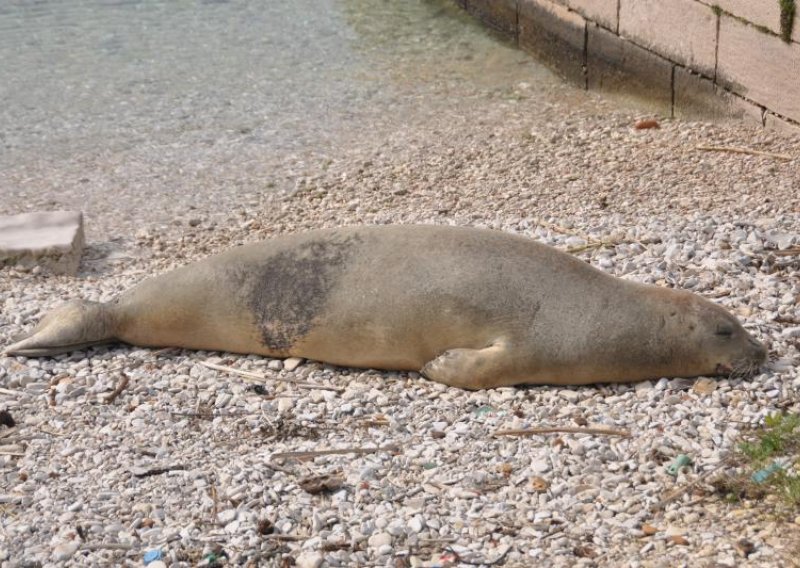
{"left": 3, "top": 300, "right": 116, "bottom": 357}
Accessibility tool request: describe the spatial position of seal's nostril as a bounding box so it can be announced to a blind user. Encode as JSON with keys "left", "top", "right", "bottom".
{"left": 716, "top": 363, "right": 733, "bottom": 375}
{"left": 752, "top": 344, "right": 768, "bottom": 363}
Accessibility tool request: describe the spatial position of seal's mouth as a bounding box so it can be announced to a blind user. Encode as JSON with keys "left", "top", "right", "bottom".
{"left": 716, "top": 358, "right": 764, "bottom": 380}
{"left": 715, "top": 363, "right": 734, "bottom": 375}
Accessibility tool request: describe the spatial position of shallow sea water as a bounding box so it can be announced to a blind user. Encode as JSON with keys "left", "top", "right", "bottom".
{"left": 0, "top": 0, "right": 576, "bottom": 239}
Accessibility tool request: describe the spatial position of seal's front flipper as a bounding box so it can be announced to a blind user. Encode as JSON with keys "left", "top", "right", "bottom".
{"left": 3, "top": 300, "right": 116, "bottom": 357}
{"left": 421, "top": 341, "right": 519, "bottom": 390}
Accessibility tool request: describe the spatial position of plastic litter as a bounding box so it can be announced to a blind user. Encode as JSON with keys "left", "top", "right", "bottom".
{"left": 752, "top": 462, "right": 783, "bottom": 484}
{"left": 665, "top": 454, "right": 692, "bottom": 476}
{"left": 143, "top": 549, "right": 163, "bottom": 565}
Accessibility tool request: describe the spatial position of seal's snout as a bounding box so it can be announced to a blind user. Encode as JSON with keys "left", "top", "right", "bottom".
{"left": 747, "top": 336, "right": 768, "bottom": 364}
{"left": 715, "top": 363, "right": 734, "bottom": 375}
{"left": 717, "top": 332, "right": 768, "bottom": 380}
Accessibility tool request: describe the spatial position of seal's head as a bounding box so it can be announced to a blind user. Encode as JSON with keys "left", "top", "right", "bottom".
{"left": 3, "top": 300, "right": 116, "bottom": 357}
{"left": 656, "top": 290, "right": 768, "bottom": 380}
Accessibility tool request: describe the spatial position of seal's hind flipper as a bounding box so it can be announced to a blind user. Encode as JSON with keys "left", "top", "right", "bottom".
{"left": 420, "top": 341, "right": 518, "bottom": 390}
{"left": 3, "top": 300, "right": 115, "bottom": 357}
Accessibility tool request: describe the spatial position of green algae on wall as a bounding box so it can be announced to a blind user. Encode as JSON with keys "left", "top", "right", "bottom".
{"left": 780, "top": 0, "right": 795, "bottom": 42}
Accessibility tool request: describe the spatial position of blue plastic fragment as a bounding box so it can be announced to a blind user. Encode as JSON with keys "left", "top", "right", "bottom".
{"left": 665, "top": 454, "right": 692, "bottom": 476}
{"left": 752, "top": 462, "right": 783, "bottom": 484}
{"left": 143, "top": 549, "right": 163, "bottom": 565}
{"left": 474, "top": 405, "right": 495, "bottom": 416}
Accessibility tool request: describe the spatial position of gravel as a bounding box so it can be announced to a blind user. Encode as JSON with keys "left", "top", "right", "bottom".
{"left": 2, "top": 5, "right": 800, "bottom": 568}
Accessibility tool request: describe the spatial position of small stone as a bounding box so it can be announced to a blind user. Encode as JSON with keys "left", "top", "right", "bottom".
{"left": 408, "top": 516, "right": 425, "bottom": 533}
{"left": 765, "top": 230, "right": 795, "bottom": 250}
{"left": 387, "top": 519, "right": 405, "bottom": 536}
{"left": 668, "top": 535, "right": 689, "bottom": 546}
{"left": 693, "top": 378, "right": 717, "bottom": 395}
{"left": 559, "top": 390, "right": 580, "bottom": 403}
{"left": 51, "top": 541, "right": 80, "bottom": 562}
{"left": 360, "top": 466, "right": 378, "bottom": 480}
{"left": 217, "top": 509, "right": 237, "bottom": 524}
{"left": 277, "top": 398, "right": 294, "bottom": 413}
{"left": 641, "top": 523, "right": 659, "bottom": 536}
{"left": 531, "top": 459, "right": 551, "bottom": 474}
{"left": 368, "top": 532, "right": 392, "bottom": 548}
{"left": 735, "top": 539, "right": 755, "bottom": 557}
{"left": 267, "top": 359, "right": 283, "bottom": 371}
{"left": 565, "top": 236, "right": 586, "bottom": 247}
{"left": 665, "top": 526, "right": 686, "bottom": 537}
{"left": 634, "top": 118, "right": 660, "bottom": 129}
{"left": 295, "top": 551, "right": 323, "bottom": 568}
{"left": 299, "top": 474, "right": 344, "bottom": 494}
{"left": 284, "top": 357, "right": 304, "bottom": 371}
{"left": 530, "top": 476, "right": 550, "bottom": 492}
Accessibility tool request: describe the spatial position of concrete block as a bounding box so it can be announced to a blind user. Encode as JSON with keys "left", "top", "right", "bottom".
{"left": 518, "top": 0, "right": 587, "bottom": 86}
{"left": 0, "top": 211, "right": 85, "bottom": 276}
{"left": 467, "top": 0, "right": 518, "bottom": 38}
{"left": 765, "top": 113, "right": 800, "bottom": 136}
{"left": 619, "top": 0, "right": 717, "bottom": 76}
{"left": 553, "top": 0, "right": 619, "bottom": 31}
{"left": 587, "top": 24, "right": 673, "bottom": 113}
{"left": 717, "top": 15, "right": 800, "bottom": 123}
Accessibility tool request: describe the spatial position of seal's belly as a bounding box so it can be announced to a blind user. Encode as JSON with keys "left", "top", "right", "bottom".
{"left": 289, "top": 292, "right": 507, "bottom": 370}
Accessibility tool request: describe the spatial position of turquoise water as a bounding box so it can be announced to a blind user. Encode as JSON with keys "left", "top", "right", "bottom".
{"left": 0, "top": 0, "right": 565, "bottom": 236}
{"left": 0, "top": 0, "right": 557, "bottom": 161}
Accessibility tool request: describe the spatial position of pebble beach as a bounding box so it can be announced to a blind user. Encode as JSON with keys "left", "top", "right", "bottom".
{"left": 1, "top": 1, "right": 800, "bottom": 567}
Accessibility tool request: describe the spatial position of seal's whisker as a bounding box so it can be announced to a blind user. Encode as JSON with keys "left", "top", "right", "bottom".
{"left": 729, "top": 359, "right": 760, "bottom": 381}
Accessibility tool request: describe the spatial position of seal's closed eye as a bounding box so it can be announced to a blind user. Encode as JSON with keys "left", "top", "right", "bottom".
{"left": 715, "top": 324, "right": 734, "bottom": 337}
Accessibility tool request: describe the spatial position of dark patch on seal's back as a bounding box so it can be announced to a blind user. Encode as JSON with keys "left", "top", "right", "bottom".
{"left": 227, "top": 236, "right": 360, "bottom": 352}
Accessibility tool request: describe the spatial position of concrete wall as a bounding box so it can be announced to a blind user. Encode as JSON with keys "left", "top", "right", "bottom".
{"left": 459, "top": 0, "right": 800, "bottom": 134}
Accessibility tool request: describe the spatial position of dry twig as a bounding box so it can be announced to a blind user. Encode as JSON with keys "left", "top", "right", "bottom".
{"left": 209, "top": 484, "right": 219, "bottom": 524}
{"left": 104, "top": 373, "right": 130, "bottom": 404}
{"left": 131, "top": 464, "right": 186, "bottom": 478}
{"left": 494, "top": 426, "right": 631, "bottom": 438}
{"left": 704, "top": 290, "right": 732, "bottom": 299}
{"left": 0, "top": 443, "right": 24, "bottom": 455}
{"left": 772, "top": 246, "right": 800, "bottom": 257}
{"left": 80, "top": 543, "right": 133, "bottom": 552}
{"left": 271, "top": 444, "right": 400, "bottom": 460}
{"left": 201, "top": 361, "right": 343, "bottom": 392}
{"left": 48, "top": 374, "right": 69, "bottom": 407}
{"left": 696, "top": 145, "right": 792, "bottom": 160}
{"left": 264, "top": 534, "right": 308, "bottom": 542}
{"left": 445, "top": 544, "right": 511, "bottom": 566}
{"left": 0, "top": 449, "right": 25, "bottom": 457}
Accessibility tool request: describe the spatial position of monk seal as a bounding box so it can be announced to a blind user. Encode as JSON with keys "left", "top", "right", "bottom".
{"left": 3, "top": 225, "right": 767, "bottom": 389}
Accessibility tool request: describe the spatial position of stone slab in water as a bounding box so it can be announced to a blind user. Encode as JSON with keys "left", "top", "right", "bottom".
{"left": 0, "top": 211, "right": 85, "bottom": 275}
